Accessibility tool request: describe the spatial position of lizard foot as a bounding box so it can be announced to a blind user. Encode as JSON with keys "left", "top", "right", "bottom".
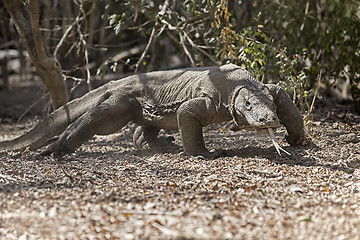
{"left": 39, "top": 139, "right": 74, "bottom": 157}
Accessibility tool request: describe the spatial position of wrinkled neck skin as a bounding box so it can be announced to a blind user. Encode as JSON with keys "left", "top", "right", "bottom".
{"left": 230, "top": 85, "right": 281, "bottom": 132}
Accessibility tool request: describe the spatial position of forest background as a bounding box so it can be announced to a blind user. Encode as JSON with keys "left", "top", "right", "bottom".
{"left": 0, "top": 0, "right": 359, "bottom": 115}
{"left": 1, "top": 1, "right": 360, "bottom": 239}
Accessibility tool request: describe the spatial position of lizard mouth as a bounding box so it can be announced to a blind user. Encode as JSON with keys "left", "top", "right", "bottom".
{"left": 252, "top": 119, "right": 281, "bottom": 131}
{"left": 254, "top": 126, "right": 277, "bottom": 134}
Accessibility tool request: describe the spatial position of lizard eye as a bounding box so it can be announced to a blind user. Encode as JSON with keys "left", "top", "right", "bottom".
{"left": 245, "top": 100, "right": 252, "bottom": 110}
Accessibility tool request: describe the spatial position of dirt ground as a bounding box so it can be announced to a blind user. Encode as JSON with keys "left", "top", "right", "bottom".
{"left": 0, "top": 77, "right": 360, "bottom": 240}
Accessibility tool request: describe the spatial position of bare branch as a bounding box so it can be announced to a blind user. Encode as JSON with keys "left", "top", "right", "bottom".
{"left": 305, "top": 69, "right": 322, "bottom": 120}
{"left": 17, "top": 92, "right": 50, "bottom": 123}
{"left": 179, "top": 32, "right": 196, "bottom": 67}
{"left": 135, "top": 27, "right": 156, "bottom": 73}
{"left": 134, "top": 0, "right": 170, "bottom": 72}
{"left": 54, "top": 21, "right": 75, "bottom": 57}
{"left": 183, "top": 31, "right": 219, "bottom": 66}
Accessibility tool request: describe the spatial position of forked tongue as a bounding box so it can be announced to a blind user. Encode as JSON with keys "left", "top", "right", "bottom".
{"left": 268, "top": 128, "right": 291, "bottom": 156}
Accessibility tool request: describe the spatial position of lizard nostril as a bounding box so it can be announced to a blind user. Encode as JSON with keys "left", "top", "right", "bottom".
{"left": 259, "top": 117, "right": 266, "bottom": 122}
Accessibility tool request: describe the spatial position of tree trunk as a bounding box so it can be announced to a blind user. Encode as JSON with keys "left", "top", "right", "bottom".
{"left": 3, "top": 0, "right": 69, "bottom": 109}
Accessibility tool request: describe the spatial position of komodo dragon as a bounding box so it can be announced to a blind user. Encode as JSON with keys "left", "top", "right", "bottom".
{"left": 0, "top": 64, "right": 304, "bottom": 158}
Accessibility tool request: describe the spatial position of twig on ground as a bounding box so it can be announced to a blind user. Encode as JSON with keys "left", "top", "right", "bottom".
{"left": 51, "top": 156, "right": 79, "bottom": 182}
{"left": 0, "top": 173, "right": 25, "bottom": 182}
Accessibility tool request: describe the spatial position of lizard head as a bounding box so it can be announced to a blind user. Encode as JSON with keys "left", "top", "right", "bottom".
{"left": 231, "top": 85, "right": 281, "bottom": 131}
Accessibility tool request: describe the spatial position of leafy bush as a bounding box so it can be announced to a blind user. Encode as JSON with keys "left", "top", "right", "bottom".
{"left": 256, "top": 0, "right": 360, "bottom": 111}
{"left": 104, "top": 0, "right": 360, "bottom": 112}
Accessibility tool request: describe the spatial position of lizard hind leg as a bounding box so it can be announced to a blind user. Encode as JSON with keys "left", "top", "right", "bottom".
{"left": 41, "top": 95, "right": 139, "bottom": 156}
{"left": 133, "top": 125, "right": 175, "bottom": 150}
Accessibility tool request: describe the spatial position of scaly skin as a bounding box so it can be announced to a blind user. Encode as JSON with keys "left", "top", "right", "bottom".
{"left": 0, "top": 64, "right": 304, "bottom": 157}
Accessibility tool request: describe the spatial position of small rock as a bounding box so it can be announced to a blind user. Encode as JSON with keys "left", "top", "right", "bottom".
{"left": 286, "top": 185, "right": 305, "bottom": 193}
{"left": 339, "top": 133, "right": 359, "bottom": 143}
{"left": 48, "top": 206, "right": 57, "bottom": 218}
{"left": 346, "top": 154, "right": 360, "bottom": 168}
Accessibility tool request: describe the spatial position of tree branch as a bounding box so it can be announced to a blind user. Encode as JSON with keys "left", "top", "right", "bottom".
{"left": 134, "top": 0, "right": 169, "bottom": 72}
{"left": 179, "top": 32, "right": 196, "bottom": 67}
{"left": 135, "top": 27, "right": 156, "bottom": 73}
{"left": 3, "top": 0, "right": 69, "bottom": 109}
{"left": 30, "top": 0, "right": 47, "bottom": 61}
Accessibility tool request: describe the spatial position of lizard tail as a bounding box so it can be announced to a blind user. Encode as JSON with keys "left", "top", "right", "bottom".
{"left": 0, "top": 84, "right": 113, "bottom": 152}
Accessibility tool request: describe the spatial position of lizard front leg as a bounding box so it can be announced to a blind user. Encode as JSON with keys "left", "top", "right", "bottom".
{"left": 266, "top": 84, "right": 305, "bottom": 146}
{"left": 177, "top": 97, "right": 219, "bottom": 158}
